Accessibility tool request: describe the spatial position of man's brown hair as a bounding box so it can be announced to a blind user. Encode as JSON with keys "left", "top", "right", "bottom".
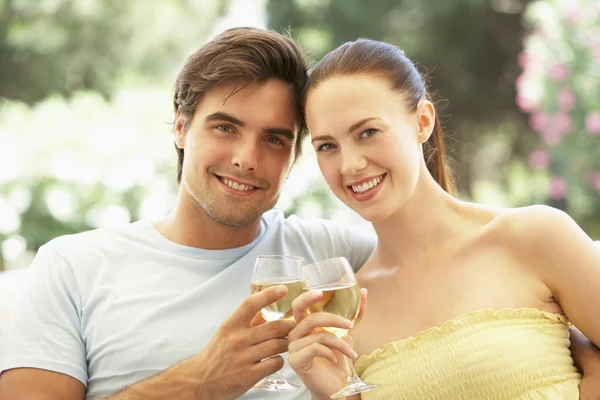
{"left": 173, "top": 27, "right": 308, "bottom": 183}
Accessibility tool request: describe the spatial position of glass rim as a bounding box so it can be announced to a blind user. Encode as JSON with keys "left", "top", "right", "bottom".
{"left": 302, "top": 257, "right": 350, "bottom": 269}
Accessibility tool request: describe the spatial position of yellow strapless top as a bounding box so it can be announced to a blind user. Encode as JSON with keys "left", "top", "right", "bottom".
{"left": 354, "top": 308, "right": 581, "bottom": 399}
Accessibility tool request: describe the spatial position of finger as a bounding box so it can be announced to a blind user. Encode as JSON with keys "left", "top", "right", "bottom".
{"left": 251, "top": 355, "right": 285, "bottom": 379}
{"left": 289, "top": 312, "right": 354, "bottom": 342}
{"left": 246, "top": 338, "right": 289, "bottom": 363}
{"left": 354, "top": 288, "right": 368, "bottom": 325}
{"left": 251, "top": 312, "right": 266, "bottom": 328}
{"left": 291, "top": 290, "right": 323, "bottom": 323}
{"left": 224, "top": 285, "right": 288, "bottom": 329}
{"left": 248, "top": 319, "right": 295, "bottom": 345}
{"left": 349, "top": 289, "right": 367, "bottom": 341}
{"left": 288, "top": 343, "right": 339, "bottom": 369}
{"left": 289, "top": 330, "right": 356, "bottom": 359}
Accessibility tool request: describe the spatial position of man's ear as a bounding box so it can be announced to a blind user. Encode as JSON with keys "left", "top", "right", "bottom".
{"left": 416, "top": 100, "right": 436, "bottom": 144}
{"left": 174, "top": 106, "right": 187, "bottom": 149}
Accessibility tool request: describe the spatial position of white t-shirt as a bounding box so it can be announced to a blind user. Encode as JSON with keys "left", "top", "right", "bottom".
{"left": 0, "top": 210, "right": 376, "bottom": 399}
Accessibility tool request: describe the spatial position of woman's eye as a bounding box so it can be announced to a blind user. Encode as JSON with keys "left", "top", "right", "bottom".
{"left": 361, "top": 128, "right": 378, "bottom": 138}
{"left": 316, "top": 143, "right": 337, "bottom": 152}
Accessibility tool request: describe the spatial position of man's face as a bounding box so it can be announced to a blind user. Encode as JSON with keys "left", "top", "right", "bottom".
{"left": 174, "top": 79, "right": 299, "bottom": 228}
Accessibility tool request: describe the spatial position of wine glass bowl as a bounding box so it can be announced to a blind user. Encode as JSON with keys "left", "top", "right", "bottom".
{"left": 250, "top": 255, "right": 305, "bottom": 391}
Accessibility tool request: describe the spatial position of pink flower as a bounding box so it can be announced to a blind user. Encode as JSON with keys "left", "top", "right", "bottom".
{"left": 529, "top": 150, "right": 550, "bottom": 169}
{"left": 550, "top": 64, "right": 569, "bottom": 82}
{"left": 515, "top": 74, "right": 525, "bottom": 91}
{"left": 554, "top": 112, "right": 573, "bottom": 135}
{"left": 593, "top": 44, "right": 600, "bottom": 63}
{"left": 585, "top": 111, "right": 600, "bottom": 135}
{"left": 518, "top": 52, "right": 530, "bottom": 68}
{"left": 516, "top": 95, "right": 537, "bottom": 113}
{"left": 541, "top": 128, "right": 562, "bottom": 146}
{"left": 557, "top": 88, "right": 576, "bottom": 111}
{"left": 594, "top": 174, "right": 600, "bottom": 192}
{"left": 564, "top": 5, "right": 581, "bottom": 25}
{"left": 549, "top": 176, "right": 567, "bottom": 200}
{"left": 529, "top": 112, "right": 550, "bottom": 133}
{"left": 583, "top": 31, "right": 599, "bottom": 47}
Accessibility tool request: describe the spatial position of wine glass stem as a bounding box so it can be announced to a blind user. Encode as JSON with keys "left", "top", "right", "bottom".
{"left": 266, "top": 370, "right": 286, "bottom": 383}
{"left": 342, "top": 336, "right": 361, "bottom": 381}
{"left": 343, "top": 353, "right": 361, "bottom": 382}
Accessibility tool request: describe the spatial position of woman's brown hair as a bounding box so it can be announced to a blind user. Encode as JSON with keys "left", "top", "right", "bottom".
{"left": 305, "top": 39, "right": 454, "bottom": 194}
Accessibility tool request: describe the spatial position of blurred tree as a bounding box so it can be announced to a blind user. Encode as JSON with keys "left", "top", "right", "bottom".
{"left": 517, "top": 0, "right": 600, "bottom": 237}
{"left": 268, "top": 0, "right": 600, "bottom": 239}
{"left": 0, "top": 0, "right": 227, "bottom": 105}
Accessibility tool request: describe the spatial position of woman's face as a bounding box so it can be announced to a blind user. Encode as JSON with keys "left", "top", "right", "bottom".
{"left": 306, "top": 74, "right": 434, "bottom": 222}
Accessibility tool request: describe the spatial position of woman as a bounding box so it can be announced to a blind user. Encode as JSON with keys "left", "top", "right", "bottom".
{"left": 287, "top": 38, "right": 600, "bottom": 399}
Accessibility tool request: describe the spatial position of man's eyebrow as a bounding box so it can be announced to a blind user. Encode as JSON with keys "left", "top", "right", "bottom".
{"left": 206, "top": 112, "right": 295, "bottom": 142}
{"left": 205, "top": 112, "right": 245, "bottom": 126}
{"left": 264, "top": 127, "right": 295, "bottom": 142}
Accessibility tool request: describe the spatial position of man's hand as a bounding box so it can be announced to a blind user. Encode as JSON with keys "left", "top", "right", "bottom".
{"left": 570, "top": 325, "right": 600, "bottom": 400}
{"left": 107, "top": 284, "right": 295, "bottom": 400}
{"left": 189, "top": 284, "right": 295, "bottom": 399}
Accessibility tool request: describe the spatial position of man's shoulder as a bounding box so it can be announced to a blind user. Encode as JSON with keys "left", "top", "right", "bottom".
{"left": 44, "top": 221, "right": 150, "bottom": 261}
{"left": 264, "top": 209, "right": 376, "bottom": 243}
{"left": 265, "top": 209, "right": 344, "bottom": 234}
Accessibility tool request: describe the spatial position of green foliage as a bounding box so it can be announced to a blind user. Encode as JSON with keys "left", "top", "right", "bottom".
{"left": 517, "top": 0, "right": 600, "bottom": 226}
{"left": 0, "top": 1, "right": 230, "bottom": 270}
{"left": 0, "top": 0, "right": 225, "bottom": 104}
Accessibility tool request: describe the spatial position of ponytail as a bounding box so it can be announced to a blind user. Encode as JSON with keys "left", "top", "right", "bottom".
{"left": 424, "top": 113, "right": 454, "bottom": 195}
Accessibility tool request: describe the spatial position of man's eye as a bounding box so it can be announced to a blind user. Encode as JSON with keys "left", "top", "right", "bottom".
{"left": 216, "top": 125, "right": 234, "bottom": 133}
{"left": 265, "top": 136, "right": 284, "bottom": 145}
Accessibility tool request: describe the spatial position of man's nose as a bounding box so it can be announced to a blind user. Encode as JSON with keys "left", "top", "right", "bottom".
{"left": 231, "top": 138, "right": 259, "bottom": 172}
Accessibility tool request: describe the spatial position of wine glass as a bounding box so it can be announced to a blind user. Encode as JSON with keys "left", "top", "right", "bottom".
{"left": 301, "top": 257, "right": 381, "bottom": 399}
{"left": 250, "top": 255, "right": 305, "bottom": 391}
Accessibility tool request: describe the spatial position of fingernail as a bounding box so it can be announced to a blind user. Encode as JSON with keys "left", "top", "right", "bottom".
{"left": 343, "top": 319, "right": 354, "bottom": 328}
{"left": 276, "top": 285, "right": 287, "bottom": 295}
{"left": 313, "top": 290, "right": 323, "bottom": 298}
{"left": 350, "top": 349, "right": 358, "bottom": 359}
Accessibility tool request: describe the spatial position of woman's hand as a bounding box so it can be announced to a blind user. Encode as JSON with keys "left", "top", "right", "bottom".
{"left": 287, "top": 288, "right": 367, "bottom": 399}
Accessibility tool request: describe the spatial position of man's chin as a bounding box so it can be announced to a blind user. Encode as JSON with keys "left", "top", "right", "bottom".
{"left": 205, "top": 208, "right": 263, "bottom": 228}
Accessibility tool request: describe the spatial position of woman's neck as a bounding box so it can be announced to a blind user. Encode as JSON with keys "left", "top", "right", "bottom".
{"left": 371, "top": 171, "right": 493, "bottom": 269}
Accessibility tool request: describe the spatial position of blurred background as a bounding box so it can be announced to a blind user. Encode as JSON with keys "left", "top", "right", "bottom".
{"left": 0, "top": 0, "right": 599, "bottom": 271}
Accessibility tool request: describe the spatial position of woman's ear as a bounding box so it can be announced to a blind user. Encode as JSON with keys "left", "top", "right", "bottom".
{"left": 174, "top": 106, "right": 187, "bottom": 149}
{"left": 416, "top": 100, "right": 436, "bottom": 144}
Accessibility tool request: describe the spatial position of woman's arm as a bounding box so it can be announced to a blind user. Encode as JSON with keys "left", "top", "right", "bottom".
{"left": 517, "top": 206, "right": 600, "bottom": 346}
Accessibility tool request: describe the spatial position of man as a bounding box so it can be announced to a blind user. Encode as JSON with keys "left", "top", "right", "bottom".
{"left": 0, "top": 27, "right": 374, "bottom": 400}
{"left": 0, "top": 27, "right": 598, "bottom": 400}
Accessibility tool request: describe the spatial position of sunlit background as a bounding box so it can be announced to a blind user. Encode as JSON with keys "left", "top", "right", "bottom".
{"left": 1, "top": 0, "right": 599, "bottom": 272}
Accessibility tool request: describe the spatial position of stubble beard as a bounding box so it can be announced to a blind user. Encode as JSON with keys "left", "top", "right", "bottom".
{"left": 201, "top": 194, "right": 264, "bottom": 228}
{"left": 183, "top": 169, "right": 280, "bottom": 228}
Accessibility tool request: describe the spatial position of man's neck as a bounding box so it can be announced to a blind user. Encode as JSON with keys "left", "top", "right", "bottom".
{"left": 153, "top": 195, "right": 262, "bottom": 250}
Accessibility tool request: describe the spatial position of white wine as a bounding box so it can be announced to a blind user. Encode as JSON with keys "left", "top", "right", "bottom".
{"left": 304, "top": 283, "right": 361, "bottom": 336}
{"left": 251, "top": 279, "right": 303, "bottom": 321}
